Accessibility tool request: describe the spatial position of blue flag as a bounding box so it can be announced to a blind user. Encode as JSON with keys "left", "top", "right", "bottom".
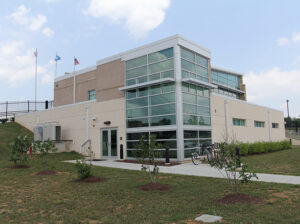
{"left": 55, "top": 55, "right": 61, "bottom": 61}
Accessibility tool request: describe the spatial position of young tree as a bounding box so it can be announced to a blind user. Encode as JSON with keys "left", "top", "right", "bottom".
{"left": 135, "top": 134, "right": 162, "bottom": 184}
{"left": 33, "top": 139, "right": 57, "bottom": 170}
{"left": 10, "top": 135, "right": 32, "bottom": 165}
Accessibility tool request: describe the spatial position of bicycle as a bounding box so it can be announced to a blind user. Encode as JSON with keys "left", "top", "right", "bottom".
{"left": 191, "top": 143, "right": 220, "bottom": 165}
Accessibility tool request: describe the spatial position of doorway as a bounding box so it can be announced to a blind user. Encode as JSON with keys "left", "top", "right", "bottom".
{"left": 101, "top": 128, "right": 118, "bottom": 158}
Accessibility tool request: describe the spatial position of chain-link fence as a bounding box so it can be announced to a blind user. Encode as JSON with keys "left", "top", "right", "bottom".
{"left": 0, "top": 100, "right": 53, "bottom": 120}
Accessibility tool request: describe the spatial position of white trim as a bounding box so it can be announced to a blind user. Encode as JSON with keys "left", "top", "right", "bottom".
{"left": 55, "top": 65, "right": 97, "bottom": 82}
{"left": 213, "top": 82, "right": 245, "bottom": 94}
{"left": 212, "top": 92, "right": 283, "bottom": 113}
{"left": 182, "top": 78, "right": 217, "bottom": 89}
{"left": 126, "top": 125, "right": 177, "bottom": 133}
{"left": 119, "top": 78, "right": 175, "bottom": 91}
{"left": 211, "top": 66, "right": 243, "bottom": 76}
{"left": 183, "top": 125, "right": 212, "bottom": 131}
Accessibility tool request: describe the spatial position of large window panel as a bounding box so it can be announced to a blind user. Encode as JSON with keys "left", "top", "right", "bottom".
{"left": 127, "top": 132, "right": 149, "bottom": 140}
{"left": 127, "top": 107, "right": 148, "bottom": 118}
{"left": 183, "top": 114, "right": 198, "bottom": 125}
{"left": 181, "top": 48, "right": 195, "bottom": 62}
{"left": 196, "top": 65, "right": 208, "bottom": 77}
{"left": 150, "top": 92, "right": 175, "bottom": 105}
{"left": 182, "top": 93, "right": 197, "bottom": 104}
{"left": 148, "top": 59, "right": 174, "bottom": 74}
{"left": 184, "top": 130, "right": 198, "bottom": 139}
{"left": 183, "top": 104, "right": 197, "bottom": 115}
{"left": 162, "top": 83, "right": 175, "bottom": 93}
{"left": 199, "top": 131, "right": 211, "bottom": 138}
{"left": 149, "top": 48, "right": 173, "bottom": 63}
{"left": 127, "top": 97, "right": 148, "bottom": 109}
{"left": 126, "top": 55, "right": 147, "bottom": 70}
{"left": 127, "top": 117, "right": 148, "bottom": 128}
{"left": 196, "top": 55, "right": 208, "bottom": 68}
{"left": 197, "top": 106, "right": 210, "bottom": 116}
{"left": 181, "top": 59, "right": 195, "bottom": 73}
{"left": 161, "top": 70, "right": 174, "bottom": 78}
{"left": 151, "top": 131, "right": 176, "bottom": 139}
{"left": 126, "top": 66, "right": 147, "bottom": 79}
{"left": 150, "top": 104, "right": 175, "bottom": 116}
{"left": 150, "top": 115, "right": 176, "bottom": 126}
{"left": 198, "top": 116, "right": 211, "bottom": 126}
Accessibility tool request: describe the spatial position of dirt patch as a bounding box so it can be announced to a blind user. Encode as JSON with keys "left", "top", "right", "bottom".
{"left": 74, "top": 176, "right": 106, "bottom": 183}
{"left": 137, "top": 183, "right": 172, "bottom": 191}
{"left": 10, "top": 165, "right": 30, "bottom": 169}
{"left": 36, "top": 170, "right": 57, "bottom": 176}
{"left": 117, "top": 159, "right": 181, "bottom": 166}
{"left": 214, "top": 193, "right": 264, "bottom": 205}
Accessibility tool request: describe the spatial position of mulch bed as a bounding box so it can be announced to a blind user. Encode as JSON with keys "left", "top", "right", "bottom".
{"left": 137, "top": 183, "right": 172, "bottom": 191}
{"left": 36, "top": 170, "right": 57, "bottom": 176}
{"left": 116, "top": 159, "right": 181, "bottom": 166}
{"left": 74, "top": 176, "right": 106, "bottom": 183}
{"left": 10, "top": 165, "right": 30, "bottom": 169}
{"left": 214, "top": 193, "right": 264, "bottom": 204}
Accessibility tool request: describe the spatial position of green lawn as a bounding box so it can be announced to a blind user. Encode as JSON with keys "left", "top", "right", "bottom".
{"left": 1, "top": 123, "right": 300, "bottom": 223}
{"left": 242, "top": 146, "right": 300, "bottom": 176}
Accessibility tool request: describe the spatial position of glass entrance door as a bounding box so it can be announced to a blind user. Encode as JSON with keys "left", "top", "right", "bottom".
{"left": 101, "top": 129, "right": 118, "bottom": 158}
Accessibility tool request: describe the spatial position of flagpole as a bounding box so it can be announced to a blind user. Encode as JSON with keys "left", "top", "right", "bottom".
{"left": 55, "top": 52, "right": 58, "bottom": 78}
{"left": 73, "top": 57, "right": 76, "bottom": 104}
{"left": 35, "top": 48, "right": 37, "bottom": 111}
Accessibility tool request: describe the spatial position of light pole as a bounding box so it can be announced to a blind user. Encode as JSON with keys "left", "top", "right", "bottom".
{"left": 286, "top": 99, "right": 290, "bottom": 118}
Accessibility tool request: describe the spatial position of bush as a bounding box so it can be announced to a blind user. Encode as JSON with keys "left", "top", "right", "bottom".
{"left": 226, "top": 140, "right": 292, "bottom": 156}
{"left": 75, "top": 159, "right": 92, "bottom": 179}
{"left": 10, "top": 135, "right": 32, "bottom": 165}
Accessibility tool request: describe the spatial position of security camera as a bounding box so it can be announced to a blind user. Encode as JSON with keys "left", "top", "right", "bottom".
{"left": 92, "top": 116, "right": 97, "bottom": 121}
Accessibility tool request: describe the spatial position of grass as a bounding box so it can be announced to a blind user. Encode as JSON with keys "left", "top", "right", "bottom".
{"left": 242, "top": 146, "right": 300, "bottom": 176}
{"left": 0, "top": 123, "right": 300, "bottom": 223}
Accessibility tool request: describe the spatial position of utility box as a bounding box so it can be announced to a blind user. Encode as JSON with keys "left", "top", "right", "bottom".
{"left": 34, "top": 122, "right": 61, "bottom": 141}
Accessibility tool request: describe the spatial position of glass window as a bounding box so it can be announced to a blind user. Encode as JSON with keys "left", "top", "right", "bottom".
{"left": 182, "top": 82, "right": 189, "bottom": 92}
{"left": 184, "top": 140, "right": 198, "bottom": 149}
{"left": 197, "top": 97, "right": 209, "bottom": 107}
{"left": 183, "top": 104, "right": 197, "bottom": 114}
{"left": 137, "top": 76, "right": 147, "bottom": 84}
{"left": 150, "top": 115, "right": 176, "bottom": 126}
{"left": 150, "top": 104, "right": 175, "bottom": 116}
{"left": 150, "top": 93, "right": 175, "bottom": 105}
{"left": 181, "top": 48, "right": 195, "bottom": 62}
{"left": 88, "top": 90, "right": 96, "bottom": 100}
{"left": 126, "top": 90, "right": 136, "bottom": 99}
{"left": 182, "top": 93, "right": 197, "bottom": 104}
{"left": 162, "top": 83, "right": 175, "bottom": 93}
{"left": 126, "top": 66, "right": 147, "bottom": 80}
{"left": 148, "top": 59, "right": 174, "bottom": 74}
{"left": 127, "top": 107, "right": 148, "bottom": 118}
{"left": 156, "top": 141, "right": 177, "bottom": 149}
{"left": 184, "top": 131, "right": 197, "bottom": 139}
{"left": 196, "top": 55, "right": 208, "bottom": 68}
{"left": 161, "top": 70, "right": 174, "bottom": 78}
{"left": 148, "top": 48, "right": 173, "bottom": 63}
{"left": 199, "top": 131, "right": 211, "bottom": 138}
{"left": 127, "top": 132, "right": 148, "bottom": 140}
{"left": 254, "top": 121, "right": 265, "bottom": 128}
{"left": 127, "top": 97, "right": 148, "bottom": 109}
{"left": 198, "top": 116, "right": 211, "bottom": 125}
{"left": 151, "top": 131, "right": 176, "bottom": 139}
{"left": 127, "top": 117, "right": 148, "bottom": 128}
{"left": 150, "top": 85, "right": 161, "bottom": 95}
{"left": 272, "top": 123, "right": 279, "bottom": 128}
{"left": 126, "top": 55, "right": 147, "bottom": 70}
{"left": 149, "top": 73, "right": 160, "bottom": 81}
{"left": 183, "top": 114, "right": 198, "bottom": 125}
{"left": 197, "top": 106, "right": 210, "bottom": 116}
{"left": 126, "top": 79, "right": 136, "bottom": 86}
{"left": 138, "top": 88, "right": 148, "bottom": 97}
{"left": 181, "top": 59, "right": 195, "bottom": 73}
{"left": 196, "top": 65, "right": 208, "bottom": 77}
{"left": 182, "top": 70, "right": 189, "bottom": 79}
{"left": 233, "top": 118, "right": 245, "bottom": 126}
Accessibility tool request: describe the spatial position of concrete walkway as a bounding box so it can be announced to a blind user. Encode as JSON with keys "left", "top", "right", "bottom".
{"left": 65, "top": 160, "right": 300, "bottom": 185}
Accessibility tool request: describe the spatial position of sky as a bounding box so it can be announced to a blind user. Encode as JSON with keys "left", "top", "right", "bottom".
{"left": 0, "top": 0, "right": 299, "bottom": 117}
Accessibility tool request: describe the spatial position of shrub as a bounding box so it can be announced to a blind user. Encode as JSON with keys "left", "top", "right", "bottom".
{"left": 75, "top": 159, "right": 92, "bottom": 179}
{"left": 10, "top": 135, "right": 32, "bottom": 165}
{"left": 239, "top": 143, "right": 249, "bottom": 155}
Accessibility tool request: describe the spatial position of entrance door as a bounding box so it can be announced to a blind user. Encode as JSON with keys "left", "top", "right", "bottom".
{"left": 101, "top": 129, "right": 118, "bottom": 158}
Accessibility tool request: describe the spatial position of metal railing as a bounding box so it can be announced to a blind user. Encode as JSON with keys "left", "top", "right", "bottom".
{"left": 0, "top": 100, "right": 53, "bottom": 119}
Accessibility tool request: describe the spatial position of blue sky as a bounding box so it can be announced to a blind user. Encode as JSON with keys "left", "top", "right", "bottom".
{"left": 0, "top": 0, "right": 299, "bottom": 117}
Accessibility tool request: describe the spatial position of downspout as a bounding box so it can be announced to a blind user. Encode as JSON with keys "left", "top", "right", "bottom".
{"left": 224, "top": 99, "right": 230, "bottom": 143}
{"left": 268, "top": 111, "right": 271, "bottom": 141}
{"left": 80, "top": 105, "right": 90, "bottom": 154}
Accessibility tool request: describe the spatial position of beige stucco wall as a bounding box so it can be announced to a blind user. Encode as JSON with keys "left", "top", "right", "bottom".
{"left": 16, "top": 98, "right": 126, "bottom": 159}
{"left": 210, "top": 93, "right": 285, "bottom": 143}
{"left": 54, "top": 59, "right": 125, "bottom": 107}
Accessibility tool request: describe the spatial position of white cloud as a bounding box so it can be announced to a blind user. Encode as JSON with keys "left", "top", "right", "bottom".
{"left": 277, "top": 37, "right": 289, "bottom": 46}
{"left": 84, "top": 0, "right": 171, "bottom": 39}
{"left": 244, "top": 67, "right": 300, "bottom": 117}
{"left": 292, "top": 32, "right": 300, "bottom": 43}
{"left": 9, "top": 5, "right": 53, "bottom": 37}
{"left": 0, "top": 41, "right": 53, "bottom": 86}
{"left": 42, "top": 27, "right": 54, "bottom": 37}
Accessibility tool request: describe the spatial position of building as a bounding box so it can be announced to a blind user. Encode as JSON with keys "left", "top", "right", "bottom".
{"left": 16, "top": 35, "right": 285, "bottom": 161}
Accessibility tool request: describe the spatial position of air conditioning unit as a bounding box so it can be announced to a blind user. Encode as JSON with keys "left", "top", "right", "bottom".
{"left": 34, "top": 122, "right": 61, "bottom": 141}
{"left": 33, "top": 126, "right": 43, "bottom": 141}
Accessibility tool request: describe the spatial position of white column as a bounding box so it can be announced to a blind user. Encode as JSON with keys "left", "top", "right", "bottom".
{"left": 174, "top": 45, "right": 184, "bottom": 161}
{"left": 85, "top": 105, "right": 89, "bottom": 139}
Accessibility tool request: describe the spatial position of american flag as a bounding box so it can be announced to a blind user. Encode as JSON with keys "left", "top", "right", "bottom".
{"left": 74, "top": 58, "right": 79, "bottom": 65}
{"left": 34, "top": 49, "right": 38, "bottom": 57}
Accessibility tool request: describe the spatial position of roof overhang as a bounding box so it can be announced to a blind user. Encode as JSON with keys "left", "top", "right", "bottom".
{"left": 119, "top": 77, "right": 175, "bottom": 91}
{"left": 182, "top": 78, "right": 217, "bottom": 89}
{"left": 213, "top": 82, "right": 245, "bottom": 94}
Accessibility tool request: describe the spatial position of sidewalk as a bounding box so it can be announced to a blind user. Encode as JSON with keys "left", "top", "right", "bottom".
{"left": 65, "top": 160, "right": 300, "bottom": 185}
